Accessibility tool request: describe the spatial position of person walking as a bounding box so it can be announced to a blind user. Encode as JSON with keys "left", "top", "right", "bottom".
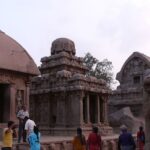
{"left": 72, "top": 128, "right": 86, "bottom": 150}
{"left": 2, "top": 121, "right": 15, "bottom": 150}
{"left": 137, "top": 126, "right": 145, "bottom": 150}
{"left": 24, "top": 116, "right": 36, "bottom": 137}
{"left": 87, "top": 126, "right": 102, "bottom": 150}
{"left": 118, "top": 125, "right": 136, "bottom": 150}
{"left": 17, "top": 105, "right": 29, "bottom": 143}
{"left": 28, "top": 126, "right": 41, "bottom": 150}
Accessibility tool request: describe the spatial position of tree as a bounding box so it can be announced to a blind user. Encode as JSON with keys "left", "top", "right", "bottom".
{"left": 83, "top": 52, "right": 114, "bottom": 87}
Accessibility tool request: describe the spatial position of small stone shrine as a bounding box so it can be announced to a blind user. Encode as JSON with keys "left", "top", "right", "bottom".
{"left": 30, "top": 38, "right": 112, "bottom": 135}
{"left": 0, "top": 30, "right": 40, "bottom": 124}
{"left": 109, "top": 52, "right": 150, "bottom": 117}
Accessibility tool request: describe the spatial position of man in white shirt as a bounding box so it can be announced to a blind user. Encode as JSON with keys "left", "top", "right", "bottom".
{"left": 17, "top": 105, "right": 29, "bottom": 143}
{"left": 17, "top": 106, "right": 29, "bottom": 119}
{"left": 24, "top": 116, "right": 36, "bottom": 136}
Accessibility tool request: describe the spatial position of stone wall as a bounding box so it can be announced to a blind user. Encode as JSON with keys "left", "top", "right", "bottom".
{"left": 143, "top": 69, "right": 150, "bottom": 150}
{"left": 4, "top": 136, "right": 119, "bottom": 150}
{"left": 0, "top": 135, "right": 138, "bottom": 150}
{"left": 109, "top": 52, "right": 150, "bottom": 117}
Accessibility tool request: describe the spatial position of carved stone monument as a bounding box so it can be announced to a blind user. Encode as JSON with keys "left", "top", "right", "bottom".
{"left": 0, "top": 30, "right": 40, "bottom": 125}
{"left": 109, "top": 52, "right": 150, "bottom": 117}
{"left": 143, "top": 69, "right": 150, "bottom": 150}
{"left": 30, "top": 38, "right": 112, "bottom": 135}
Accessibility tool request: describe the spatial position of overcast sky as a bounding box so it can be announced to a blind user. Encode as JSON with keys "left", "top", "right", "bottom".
{"left": 0, "top": 0, "right": 150, "bottom": 87}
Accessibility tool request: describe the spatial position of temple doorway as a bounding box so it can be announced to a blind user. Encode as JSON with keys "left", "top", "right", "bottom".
{"left": 89, "top": 94, "right": 97, "bottom": 123}
{"left": 0, "top": 84, "right": 10, "bottom": 123}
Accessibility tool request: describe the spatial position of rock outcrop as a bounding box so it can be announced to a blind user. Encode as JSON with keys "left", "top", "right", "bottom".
{"left": 109, "top": 107, "right": 144, "bottom": 133}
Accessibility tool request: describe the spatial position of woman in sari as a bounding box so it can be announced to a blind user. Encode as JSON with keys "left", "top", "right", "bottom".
{"left": 72, "top": 128, "right": 87, "bottom": 150}
{"left": 28, "top": 126, "right": 40, "bottom": 150}
{"left": 137, "top": 126, "right": 145, "bottom": 150}
{"left": 87, "top": 126, "right": 102, "bottom": 150}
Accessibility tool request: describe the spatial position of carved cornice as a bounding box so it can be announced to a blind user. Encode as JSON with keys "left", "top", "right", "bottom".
{"left": 39, "top": 52, "right": 88, "bottom": 73}
{"left": 0, "top": 69, "right": 29, "bottom": 84}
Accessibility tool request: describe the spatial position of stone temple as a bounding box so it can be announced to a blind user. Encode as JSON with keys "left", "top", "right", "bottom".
{"left": 30, "top": 38, "right": 112, "bottom": 135}
{"left": 0, "top": 30, "right": 40, "bottom": 125}
{"left": 143, "top": 69, "right": 150, "bottom": 150}
{"left": 109, "top": 52, "right": 150, "bottom": 117}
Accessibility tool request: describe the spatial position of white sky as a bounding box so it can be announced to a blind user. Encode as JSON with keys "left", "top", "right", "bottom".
{"left": 1, "top": 0, "right": 150, "bottom": 87}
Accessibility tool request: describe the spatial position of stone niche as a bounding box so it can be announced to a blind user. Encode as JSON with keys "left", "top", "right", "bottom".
{"left": 109, "top": 52, "right": 150, "bottom": 118}
{"left": 30, "top": 38, "right": 112, "bottom": 136}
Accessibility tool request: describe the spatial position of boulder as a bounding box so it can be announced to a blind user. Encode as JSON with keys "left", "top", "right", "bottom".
{"left": 109, "top": 107, "right": 144, "bottom": 133}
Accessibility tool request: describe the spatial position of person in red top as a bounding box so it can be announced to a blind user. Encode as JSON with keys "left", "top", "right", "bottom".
{"left": 137, "top": 126, "right": 145, "bottom": 150}
{"left": 87, "top": 126, "right": 102, "bottom": 150}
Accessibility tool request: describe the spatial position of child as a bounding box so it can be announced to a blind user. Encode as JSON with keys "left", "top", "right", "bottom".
{"left": 2, "top": 121, "right": 15, "bottom": 150}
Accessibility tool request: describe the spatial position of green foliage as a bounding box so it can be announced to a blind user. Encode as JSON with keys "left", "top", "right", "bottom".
{"left": 83, "top": 52, "right": 114, "bottom": 87}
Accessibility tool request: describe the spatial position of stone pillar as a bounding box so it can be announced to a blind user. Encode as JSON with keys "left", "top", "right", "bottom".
{"left": 70, "top": 92, "right": 82, "bottom": 126}
{"left": 99, "top": 95, "right": 103, "bottom": 123}
{"left": 103, "top": 96, "right": 108, "bottom": 125}
{"left": 97, "top": 95, "right": 100, "bottom": 124}
{"left": 10, "top": 83, "right": 16, "bottom": 121}
{"left": 25, "top": 82, "right": 30, "bottom": 111}
{"left": 101, "top": 98, "right": 104, "bottom": 124}
{"left": 80, "top": 94, "right": 84, "bottom": 126}
{"left": 56, "top": 94, "right": 66, "bottom": 127}
{"left": 87, "top": 94, "right": 90, "bottom": 124}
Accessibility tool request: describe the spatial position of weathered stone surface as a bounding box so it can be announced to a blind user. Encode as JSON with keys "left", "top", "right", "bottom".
{"left": 109, "top": 52, "right": 150, "bottom": 118}
{"left": 51, "top": 38, "right": 76, "bottom": 56}
{"left": 143, "top": 69, "right": 150, "bottom": 150}
{"left": 1, "top": 135, "right": 136, "bottom": 150}
{"left": 109, "top": 107, "right": 144, "bottom": 133}
{"left": 0, "top": 30, "right": 39, "bottom": 127}
{"left": 30, "top": 38, "right": 112, "bottom": 136}
{"left": 0, "top": 30, "right": 40, "bottom": 75}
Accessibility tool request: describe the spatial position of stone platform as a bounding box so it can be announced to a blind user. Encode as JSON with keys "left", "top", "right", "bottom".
{"left": 0, "top": 134, "right": 138, "bottom": 150}
{"left": 0, "top": 134, "right": 119, "bottom": 150}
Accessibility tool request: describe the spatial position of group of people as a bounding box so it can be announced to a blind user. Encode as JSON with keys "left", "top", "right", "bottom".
{"left": 72, "top": 126, "right": 102, "bottom": 150}
{"left": 118, "top": 125, "right": 145, "bottom": 150}
{"left": 73, "top": 125, "right": 145, "bottom": 150}
{"left": 1, "top": 105, "right": 41, "bottom": 150}
{"left": 1, "top": 105, "right": 145, "bottom": 150}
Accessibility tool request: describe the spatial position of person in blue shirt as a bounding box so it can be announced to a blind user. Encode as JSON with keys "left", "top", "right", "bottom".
{"left": 118, "top": 125, "right": 136, "bottom": 150}
{"left": 28, "top": 126, "right": 40, "bottom": 150}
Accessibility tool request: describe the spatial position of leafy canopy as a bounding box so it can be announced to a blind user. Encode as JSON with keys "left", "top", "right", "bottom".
{"left": 83, "top": 52, "right": 114, "bottom": 87}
